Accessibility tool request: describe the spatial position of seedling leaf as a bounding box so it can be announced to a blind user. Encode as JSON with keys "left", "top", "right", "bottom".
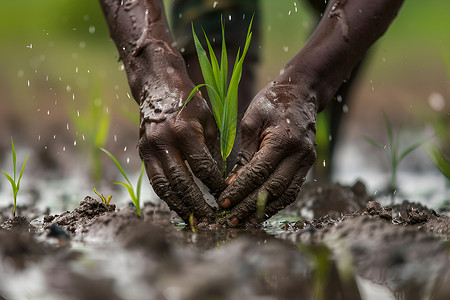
{"left": 362, "top": 136, "right": 384, "bottom": 149}
{"left": 100, "top": 148, "right": 132, "bottom": 187}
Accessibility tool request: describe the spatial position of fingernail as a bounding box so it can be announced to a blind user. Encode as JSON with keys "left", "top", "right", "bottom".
{"left": 220, "top": 198, "right": 231, "bottom": 209}
{"left": 230, "top": 217, "right": 239, "bottom": 227}
{"left": 225, "top": 173, "right": 237, "bottom": 185}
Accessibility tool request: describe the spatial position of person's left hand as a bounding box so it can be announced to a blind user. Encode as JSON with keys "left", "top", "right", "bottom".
{"left": 216, "top": 80, "right": 318, "bottom": 226}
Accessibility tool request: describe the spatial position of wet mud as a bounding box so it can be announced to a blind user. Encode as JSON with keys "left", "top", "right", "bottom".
{"left": 0, "top": 182, "right": 449, "bottom": 300}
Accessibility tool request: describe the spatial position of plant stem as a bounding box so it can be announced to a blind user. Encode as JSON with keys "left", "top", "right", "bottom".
{"left": 222, "top": 158, "right": 227, "bottom": 178}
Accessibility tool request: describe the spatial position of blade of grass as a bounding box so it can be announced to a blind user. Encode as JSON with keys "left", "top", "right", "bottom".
{"left": 382, "top": 111, "right": 394, "bottom": 147}
{"left": 363, "top": 136, "right": 384, "bottom": 149}
{"left": 100, "top": 148, "right": 132, "bottom": 187}
{"left": 178, "top": 83, "right": 221, "bottom": 118}
{"left": 220, "top": 17, "right": 228, "bottom": 101}
{"left": 16, "top": 155, "right": 29, "bottom": 197}
{"left": 203, "top": 29, "right": 222, "bottom": 99}
{"left": 192, "top": 24, "right": 223, "bottom": 128}
{"left": 11, "top": 137, "right": 16, "bottom": 182}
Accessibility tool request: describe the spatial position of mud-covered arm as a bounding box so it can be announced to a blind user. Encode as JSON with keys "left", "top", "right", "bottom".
{"left": 284, "top": 0, "right": 404, "bottom": 112}
{"left": 218, "top": 0, "right": 404, "bottom": 226}
{"left": 99, "top": 0, "right": 226, "bottom": 223}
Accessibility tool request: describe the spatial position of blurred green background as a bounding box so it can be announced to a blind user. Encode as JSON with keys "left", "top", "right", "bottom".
{"left": 0, "top": 0, "right": 449, "bottom": 181}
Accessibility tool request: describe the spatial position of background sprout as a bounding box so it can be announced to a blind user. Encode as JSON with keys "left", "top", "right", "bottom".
{"left": 2, "top": 137, "right": 29, "bottom": 217}
{"left": 363, "top": 111, "right": 434, "bottom": 197}
{"left": 101, "top": 148, "right": 144, "bottom": 216}
{"left": 179, "top": 16, "right": 253, "bottom": 177}
{"left": 427, "top": 145, "right": 450, "bottom": 182}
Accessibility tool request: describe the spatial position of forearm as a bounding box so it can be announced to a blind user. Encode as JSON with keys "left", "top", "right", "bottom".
{"left": 280, "top": 0, "right": 404, "bottom": 112}
{"left": 99, "top": 0, "right": 190, "bottom": 105}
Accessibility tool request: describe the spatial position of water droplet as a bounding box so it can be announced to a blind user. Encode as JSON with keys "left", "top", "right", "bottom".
{"left": 47, "top": 110, "right": 50, "bottom": 115}
{"left": 167, "top": 66, "right": 174, "bottom": 74}
{"left": 126, "top": 157, "right": 130, "bottom": 164}
{"left": 38, "top": 135, "right": 41, "bottom": 141}
{"left": 77, "top": 110, "right": 80, "bottom": 117}
{"left": 114, "top": 135, "right": 118, "bottom": 142}
{"left": 66, "top": 123, "right": 70, "bottom": 130}
{"left": 323, "top": 160, "right": 326, "bottom": 167}
{"left": 336, "top": 95, "right": 342, "bottom": 103}
{"left": 288, "top": 10, "right": 291, "bottom": 15}
{"left": 180, "top": 47, "right": 185, "bottom": 53}
{"left": 75, "top": 67, "right": 79, "bottom": 73}
{"left": 279, "top": 69, "right": 285, "bottom": 75}
{"left": 26, "top": 43, "right": 33, "bottom": 49}
{"left": 213, "top": 1, "right": 218, "bottom": 8}
{"left": 283, "top": 46, "right": 289, "bottom": 52}
{"left": 79, "top": 41, "right": 86, "bottom": 49}
{"left": 66, "top": 85, "right": 71, "bottom": 92}
{"left": 89, "top": 26, "right": 96, "bottom": 34}
{"left": 427, "top": 92, "right": 445, "bottom": 111}
{"left": 74, "top": 140, "right": 77, "bottom": 146}
{"left": 228, "top": 15, "right": 232, "bottom": 21}
{"left": 328, "top": 135, "right": 332, "bottom": 141}
{"left": 63, "top": 146, "right": 66, "bottom": 152}
{"left": 124, "top": 146, "right": 127, "bottom": 152}
{"left": 286, "top": 118, "right": 291, "bottom": 124}
{"left": 27, "top": 80, "right": 30, "bottom": 87}
{"left": 342, "top": 104, "right": 348, "bottom": 113}
{"left": 178, "top": 13, "right": 182, "bottom": 18}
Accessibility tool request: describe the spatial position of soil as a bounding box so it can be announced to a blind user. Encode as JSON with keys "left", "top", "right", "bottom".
{"left": 0, "top": 182, "right": 449, "bottom": 300}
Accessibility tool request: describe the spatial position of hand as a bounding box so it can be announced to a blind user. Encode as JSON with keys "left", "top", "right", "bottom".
{"left": 217, "top": 80, "right": 317, "bottom": 226}
{"left": 138, "top": 82, "right": 226, "bottom": 224}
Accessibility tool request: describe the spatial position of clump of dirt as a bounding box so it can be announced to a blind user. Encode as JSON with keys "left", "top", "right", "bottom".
{"left": 285, "top": 180, "right": 372, "bottom": 219}
{"left": 0, "top": 215, "right": 35, "bottom": 232}
{"left": 43, "top": 196, "right": 116, "bottom": 235}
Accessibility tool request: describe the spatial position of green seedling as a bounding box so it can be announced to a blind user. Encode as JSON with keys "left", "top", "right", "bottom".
{"left": 93, "top": 186, "right": 112, "bottom": 205}
{"left": 101, "top": 148, "right": 145, "bottom": 216}
{"left": 427, "top": 145, "right": 450, "bottom": 182}
{"left": 179, "top": 16, "right": 253, "bottom": 177}
{"left": 363, "top": 111, "right": 434, "bottom": 195}
{"left": 2, "top": 137, "right": 29, "bottom": 217}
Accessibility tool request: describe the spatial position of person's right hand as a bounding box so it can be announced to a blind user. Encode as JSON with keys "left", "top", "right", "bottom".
{"left": 138, "top": 80, "right": 227, "bottom": 224}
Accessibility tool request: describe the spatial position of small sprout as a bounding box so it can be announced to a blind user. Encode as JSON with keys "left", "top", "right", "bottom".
{"left": 179, "top": 16, "right": 253, "bottom": 177}
{"left": 363, "top": 111, "right": 435, "bottom": 196}
{"left": 2, "top": 137, "right": 29, "bottom": 217}
{"left": 93, "top": 186, "right": 112, "bottom": 205}
{"left": 188, "top": 213, "right": 197, "bottom": 233}
{"left": 101, "top": 148, "right": 145, "bottom": 216}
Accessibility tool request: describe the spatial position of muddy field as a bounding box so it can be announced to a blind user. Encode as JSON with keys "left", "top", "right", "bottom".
{"left": 1, "top": 181, "right": 449, "bottom": 300}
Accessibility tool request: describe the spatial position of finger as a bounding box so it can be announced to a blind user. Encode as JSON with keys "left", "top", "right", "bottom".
{"left": 217, "top": 142, "right": 283, "bottom": 209}
{"left": 160, "top": 148, "right": 215, "bottom": 222}
{"left": 248, "top": 159, "right": 313, "bottom": 223}
{"left": 144, "top": 156, "right": 191, "bottom": 222}
{"left": 181, "top": 140, "right": 227, "bottom": 196}
{"left": 222, "top": 154, "right": 306, "bottom": 226}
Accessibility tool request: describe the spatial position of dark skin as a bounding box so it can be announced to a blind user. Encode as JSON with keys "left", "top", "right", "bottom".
{"left": 99, "top": 0, "right": 404, "bottom": 226}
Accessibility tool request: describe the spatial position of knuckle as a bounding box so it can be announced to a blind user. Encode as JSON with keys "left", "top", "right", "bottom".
{"left": 246, "top": 161, "right": 272, "bottom": 185}
{"left": 265, "top": 176, "right": 289, "bottom": 199}
{"left": 168, "top": 165, "right": 193, "bottom": 195}
{"left": 150, "top": 174, "right": 171, "bottom": 199}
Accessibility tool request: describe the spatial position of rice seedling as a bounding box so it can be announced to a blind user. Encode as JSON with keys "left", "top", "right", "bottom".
{"left": 2, "top": 137, "right": 29, "bottom": 217}
{"left": 93, "top": 186, "right": 112, "bottom": 205}
{"left": 179, "top": 16, "right": 253, "bottom": 177}
{"left": 363, "top": 111, "right": 434, "bottom": 195}
{"left": 101, "top": 148, "right": 145, "bottom": 216}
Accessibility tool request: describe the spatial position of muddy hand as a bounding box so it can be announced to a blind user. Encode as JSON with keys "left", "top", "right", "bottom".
{"left": 217, "top": 80, "right": 317, "bottom": 226}
{"left": 99, "top": 0, "right": 226, "bottom": 223}
{"left": 139, "top": 89, "right": 226, "bottom": 224}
